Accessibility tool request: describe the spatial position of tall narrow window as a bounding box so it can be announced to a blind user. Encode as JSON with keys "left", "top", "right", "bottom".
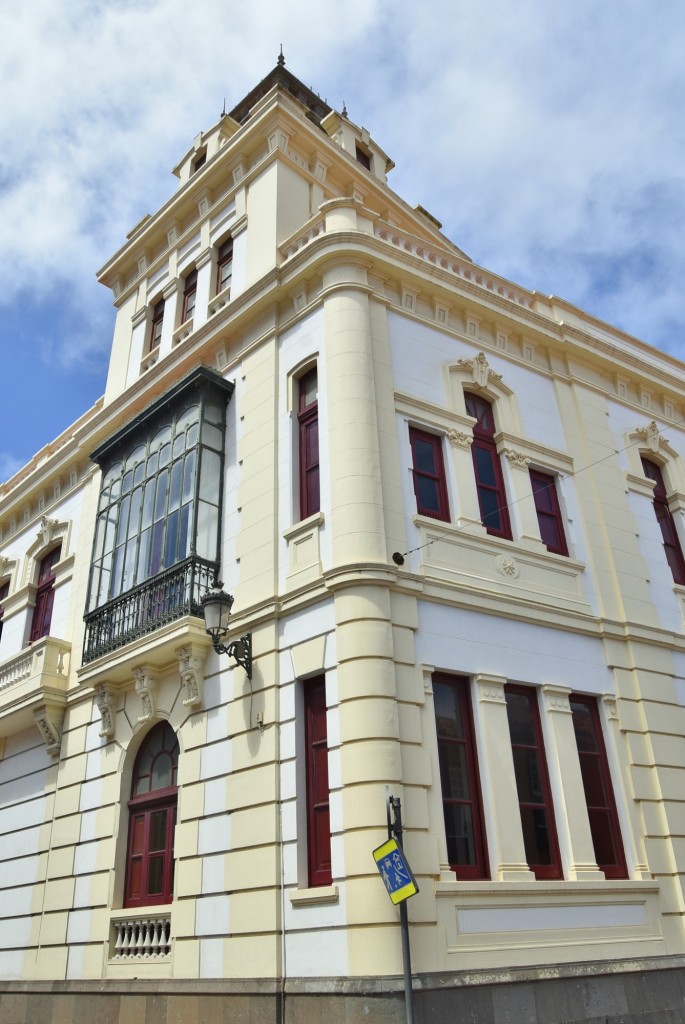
{"left": 505, "top": 684, "right": 562, "bottom": 879}
{"left": 0, "top": 580, "right": 9, "bottom": 645}
{"left": 181, "top": 269, "right": 197, "bottom": 323}
{"left": 149, "top": 299, "right": 165, "bottom": 352}
{"left": 465, "top": 393, "right": 512, "bottom": 539}
{"left": 216, "top": 238, "right": 233, "bottom": 295}
{"left": 29, "top": 546, "right": 61, "bottom": 642}
{"left": 570, "top": 695, "right": 627, "bottom": 879}
{"left": 641, "top": 457, "right": 685, "bottom": 584}
{"left": 409, "top": 428, "right": 450, "bottom": 521}
{"left": 530, "top": 469, "right": 568, "bottom": 555}
{"left": 125, "top": 721, "right": 179, "bottom": 907}
{"left": 298, "top": 368, "right": 319, "bottom": 519}
{"left": 191, "top": 150, "right": 206, "bottom": 174}
{"left": 433, "top": 674, "right": 488, "bottom": 879}
{"left": 304, "top": 677, "right": 331, "bottom": 887}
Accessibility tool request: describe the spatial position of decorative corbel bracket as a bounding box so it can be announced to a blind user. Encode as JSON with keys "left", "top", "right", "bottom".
{"left": 34, "top": 703, "right": 65, "bottom": 757}
{"left": 95, "top": 683, "right": 116, "bottom": 739}
{"left": 177, "top": 644, "right": 207, "bottom": 709}
{"left": 134, "top": 665, "right": 159, "bottom": 723}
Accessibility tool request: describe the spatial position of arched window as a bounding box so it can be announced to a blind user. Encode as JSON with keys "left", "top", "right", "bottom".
{"left": 125, "top": 722, "right": 179, "bottom": 907}
{"left": 29, "top": 545, "right": 61, "bottom": 642}
{"left": 465, "top": 394, "right": 512, "bottom": 539}
{"left": 641, "top": 457, "right": 685, "bottom": 584}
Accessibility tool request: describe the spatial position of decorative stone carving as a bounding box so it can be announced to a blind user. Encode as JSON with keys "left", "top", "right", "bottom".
{"left": 457, "top": 351, "right": 503, "bottom": 390}
{"left": 134, "top": 666, "right": 158, "bottom": 723}
{"left": 38, "top": 516, "right": 60, "bottom": 549}
{"left": 475, "top": 675, "right": 506, "bottom": 702}
{"left": 447, "top": 429, "right": 473, "bottom": 449}
{"left": 496, "top": 556, "right": 519, "bottom": 578}
{"left": 0, "top": 555, "right": 13, "bottom": 580}
{"left": 177, "top": 646, "right": 205, "bottom": 708}
{"left": 34, "top": 705, "right": 64, "bottom": 757}
{"left": 504, "top": 448, "right": 531, "bottom": 471}
{"left": 633, "top": 420, "right": 661, "bottom": 453}
{"left": 542, "top": 685, "right": 572, "bottom": 713}
{"left": 602, "top": 694, "right": 619, "bottom": 721}
{"left": 95, "top": 684, "right": 116, "bottom": 739}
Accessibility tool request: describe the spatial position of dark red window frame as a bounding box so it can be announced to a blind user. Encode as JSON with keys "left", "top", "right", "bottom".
{"left": 433, "top": 673, "right": 489, "bottom": 880}
{"left": 505, "top": 684, "right": 562, "bottom": 880}
{"left": 641, "top": 457, "right": 685, "bottom": 585}
{"left": 181, "top": 269, "right": 197, "bottom": 323}
{"left": 304, "top": 676, "right": 332, "bottom": 887}
{"left": 530, "top": 469, "right": 568, "bottom": 556}
{"left": 29, "top": 546, "right": 61, "bottom": 643}
{"left": 216, "top": 238, "right": 233, "bottom": 295}
{"left": 124, "top": 722, "right": 179, "bottom": 908}
{"left": 0, "top": 580, "right": 9, "bottom": 645}
{"left": 570, "top": 695, "right": 627, "bottom": 879}
{"left": 149, "top": 299, "right": 164, "bottom": 352}
{"left": 409, "top": 427, "right": 450, "bottom": 522}
{"left": 465, "top": 393, "right": 512, "bottom": 539}
{"left": 298, "top": 368, "right": 320, "bottom": 520}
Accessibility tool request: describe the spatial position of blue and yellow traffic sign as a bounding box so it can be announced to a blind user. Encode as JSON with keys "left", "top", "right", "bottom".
{"left": 373, "top": 838, "right": 419, "bottom": 905}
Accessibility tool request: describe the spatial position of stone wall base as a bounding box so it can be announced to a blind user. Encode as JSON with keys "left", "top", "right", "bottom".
{"left": 2, "top": 959, "right": 685, "bottom": 1023}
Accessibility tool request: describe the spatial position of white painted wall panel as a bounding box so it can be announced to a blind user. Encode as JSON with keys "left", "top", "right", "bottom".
{"left": 195, "top": 894, "right": 229, "bottom": 935}
{"left": 198, "top": 815, "right": 231, "bottom": 855}
{"left": 417, "top": 601, "right": 612, "bottom": 692}
{"left": 285, "top": 927, "right": 347, "bottom": 977}
{"left": 199, "top": 937, "right": 224, "bottom": 978}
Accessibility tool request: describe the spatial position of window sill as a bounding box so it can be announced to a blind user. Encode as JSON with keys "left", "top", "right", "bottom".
{"left": 283, "top": 513, "right": 324, "bottom": 590}
{"left": 283, "top": 511, "right": 324, "bottom": 540}
{"left": 172, "top": 319, "right": 194, "bottom": 347}
{"left": 140, "top": 348, "right": 160, "bottom": 373}
{"left": 288, "top": 884, "right": 338, "bottom": 906}
{"left": 208, "top": 286, "right": 231, "bottom": 317}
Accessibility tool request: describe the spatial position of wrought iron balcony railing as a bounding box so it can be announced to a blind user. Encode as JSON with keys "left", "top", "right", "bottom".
{"left": 83, "top": 556, "right": 217, "bottom": 664}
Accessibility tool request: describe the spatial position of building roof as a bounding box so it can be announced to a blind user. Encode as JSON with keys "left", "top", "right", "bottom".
{"left": 228, "top": 52, "right": 333, "bottom": 129}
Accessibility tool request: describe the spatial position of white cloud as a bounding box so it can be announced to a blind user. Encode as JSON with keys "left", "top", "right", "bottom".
{"left": 0, "top": 0, "right": 684, "bottom": 374}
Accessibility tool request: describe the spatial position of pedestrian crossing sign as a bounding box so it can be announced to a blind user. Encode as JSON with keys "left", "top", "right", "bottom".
{"left": 373, "top": 838, "right": 419, "bottom": 905}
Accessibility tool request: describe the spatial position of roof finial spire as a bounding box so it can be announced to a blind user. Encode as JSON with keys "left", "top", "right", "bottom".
{"left": 342, "top": 100, "right": 348, "bottom": 118}
{"left": 278, "top": 45, "right": 285, "bottom": 66}
{"left": 221, "top": 97, "right": 226, "bottom": 117}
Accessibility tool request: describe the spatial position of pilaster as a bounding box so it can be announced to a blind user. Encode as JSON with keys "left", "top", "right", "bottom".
{"left": 541, "top": 684, "right": 604, "bottom": 880}
{"left": 474, "top": 674, "right": 534, "bottom": 880}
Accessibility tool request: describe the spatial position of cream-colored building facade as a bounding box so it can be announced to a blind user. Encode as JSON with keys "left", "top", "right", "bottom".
{"left": 1, "top": 59, "right": 685, "bottom": 1022}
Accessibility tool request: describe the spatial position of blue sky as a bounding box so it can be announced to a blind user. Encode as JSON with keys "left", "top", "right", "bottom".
{"left": 2, "top": 0, "right": 685, "bottom": 483}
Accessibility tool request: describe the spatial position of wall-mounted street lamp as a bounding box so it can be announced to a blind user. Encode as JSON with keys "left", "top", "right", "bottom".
{"left": 201, "top": 581, "right": 253, "bottom": 679}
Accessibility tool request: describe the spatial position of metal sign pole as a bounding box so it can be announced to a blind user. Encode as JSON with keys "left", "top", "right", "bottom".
{"left": 388, "top": 795, "right": 415, "bottom": 1024}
